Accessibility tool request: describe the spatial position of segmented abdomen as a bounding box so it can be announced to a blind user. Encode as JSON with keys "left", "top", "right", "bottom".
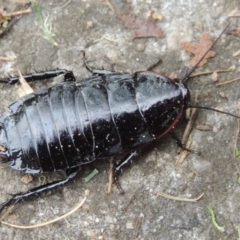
{"left": 2, "top": 72, "right": 184, "bottom": 173}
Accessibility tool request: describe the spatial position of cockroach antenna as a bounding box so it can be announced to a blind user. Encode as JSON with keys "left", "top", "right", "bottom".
{"left": 183, "top": 22, "right": 240, "bottom": 119}
{"left": 182, "top": 22, "right": 231, "bottom": 84}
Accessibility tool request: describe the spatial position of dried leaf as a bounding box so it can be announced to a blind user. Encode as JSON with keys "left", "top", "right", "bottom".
{"left": 228, "top": 8, "right": 240, "bottom": 17}
{"left": 146, "top": 11, "right": 163, "bottom": 21}
{"left": 0, "top": 11, "right": 4, "bottom": 25}
{"left": 219, "top": 92, "right": 228, "bottom": 100}
{"left": 225, "top": 27, "right": 240, "bottom": 37}
{"left": 16, "top": 69, "right": 34, "bottom": 97}
{"left": 180, "top": 33, "right": 216, "bottom": 67}
{"left": 7, "top": 214, "right": 18, "bottom": 222}
{"left": 233, "top": 50, "right": 240, "bottom": 57}
{"left": 117, "top": 12, "right": 164, "bottom": 38}
{"left": 21, "top": 174, "right": 33, "bottom": 184}
{"left": 168, "top": 72, "right": 177, "bottom": 79}
{"left": 195, "top": 125, "right": 211, "bottom": 131}
{"left": 228, "top": 65, "right": 236, "bottom": 71}
{"left": 101, "top": 0, "right": 115, "bottom": 12}
{"left": 81, "top": 203, "right": 90, "bottom": 212}
{"left": 0, "top": 145, "right": 6, "bottom": 151}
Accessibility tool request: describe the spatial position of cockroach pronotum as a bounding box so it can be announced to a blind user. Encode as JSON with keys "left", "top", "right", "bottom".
{"left": 0, "top": 23, "right": 238, "bottom": 213}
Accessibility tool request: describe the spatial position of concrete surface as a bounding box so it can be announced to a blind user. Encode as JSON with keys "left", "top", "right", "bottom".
{"left": 0, "top": 0, "right": 240, "bottom": 239}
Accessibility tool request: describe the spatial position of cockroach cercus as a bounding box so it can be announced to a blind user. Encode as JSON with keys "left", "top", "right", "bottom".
{"left": 0, "top": 23, "right": 238, "bottom": 213}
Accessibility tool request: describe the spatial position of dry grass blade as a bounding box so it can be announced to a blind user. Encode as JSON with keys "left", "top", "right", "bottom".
{"left": 158, "top": 192, "right": 204, "bottom": 202}
{"left": 215, "top": 76, "right": 240, "bottom": 86}
{"left": 175, "top": 92, "right": 199, "bottom": 165}
{"left": 107, "top": 157, "right": 114, "bottom": 194}
{"left": 0, "top": 56, "right": 17, "bottom": 61}
{"left": 0, "top": 196, "right": 87, "bottom": 229}
{"left": 91, "top": 36, "right": 118, "bottom": 45}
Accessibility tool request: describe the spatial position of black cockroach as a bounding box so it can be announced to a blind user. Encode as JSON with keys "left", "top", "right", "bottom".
{"left": 0, "top": 24, "right": 238, "bottom": 213}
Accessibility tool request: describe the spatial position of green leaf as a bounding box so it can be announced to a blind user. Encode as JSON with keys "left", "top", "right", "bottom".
{"left": 238, "top": 177, "right": 240, "bottom": 184}
{"left": 2, "top": 19, "right": 9, "bottom": 28}
{"left": 235, "top": 147, "right": 240, "bottom": 157}
{"left": 207, "top": 207, "right": 225, "bottom": 233}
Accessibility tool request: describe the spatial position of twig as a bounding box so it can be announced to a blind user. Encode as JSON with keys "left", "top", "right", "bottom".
{"left": 94, "top": 36, "right": 117, "bottom": 44}
{"left": 101, "top": 0, "right": 115, "bottom": 12}
{"left": 158, "top": 192, "right": 204, "bottom": 202}
{"left": 181, "top": 102, "right": 198, "bottom": 146}
{"left": 175, "top": 92, "right": 199, "bottom": 165}
{"left": 3, "top": 8, "right": 32, "bottom": 18}
{"left": 122, "top": 194, "right": 136, "bottom": 212}
{"left": 134, "top": 217, "right": 142, "bottom": 239}
{"left": 175, "top": 136, "right": 192, "bottom": 165}
{"left": 60, "top": 0, "right": 72, "bottom": 8}
{"left": 190, "top": 67, "right": 235, "bottom": 78}
{"left": 0, "top": 205, "right": 15, "bottom": 222}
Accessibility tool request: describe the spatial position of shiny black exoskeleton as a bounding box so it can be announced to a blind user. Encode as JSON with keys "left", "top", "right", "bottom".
{"left": 0, "top": 25, "right": 235, "bottom": 211}
{"left": 0, "top": 63, "right": 190, "bottom": 210}
{"left": 0, "top": 71, "right": 190, "bottom": 171}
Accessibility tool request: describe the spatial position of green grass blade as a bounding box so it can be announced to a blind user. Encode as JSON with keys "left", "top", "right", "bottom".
{"left": 235, "top": 147, "right": 240, "bottom": 157}
{"left": 33, "top": 1, "right": 58, "bottom": 46}
{"left": 85, "top": 169, "right": 99, "bottom": 182}
{"left": 207, "top": 207, "right": 225, "bottom": 233}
